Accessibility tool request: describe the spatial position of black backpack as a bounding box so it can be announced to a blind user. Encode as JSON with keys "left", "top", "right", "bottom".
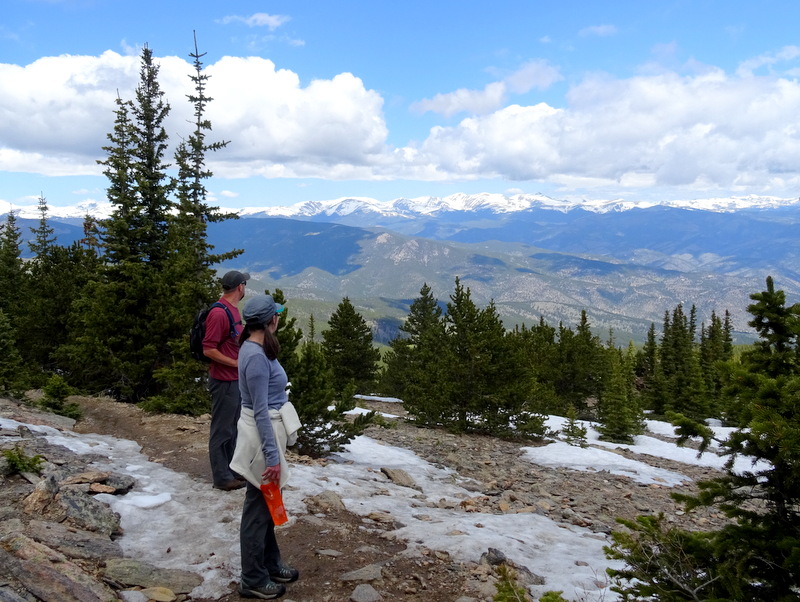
{"left": 189, "top": 302, "right": 237, "bottom": 363}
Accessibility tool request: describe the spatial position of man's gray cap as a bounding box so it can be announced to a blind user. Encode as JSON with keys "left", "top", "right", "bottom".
{"left": 243, "top": 294, "right": 284, "bottom": 325}
{"left": 221, "top": 270, "right": 250, "bottom": 290}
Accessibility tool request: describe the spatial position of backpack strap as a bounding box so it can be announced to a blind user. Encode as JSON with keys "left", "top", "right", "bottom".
{"left": 211, "top": 302, "right": 238, "bottom": 339}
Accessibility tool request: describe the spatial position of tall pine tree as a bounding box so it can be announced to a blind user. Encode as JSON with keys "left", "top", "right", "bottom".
{"left": 321, "top": 297, "right": 381, "bottom": 395}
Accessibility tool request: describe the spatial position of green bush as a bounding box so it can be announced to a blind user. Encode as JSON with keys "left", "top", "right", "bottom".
{"left": 39, "top": 374, "right": 82, "bottom": 419}
{"left": 2, "top": 446, "right": 44, "bottom": 474}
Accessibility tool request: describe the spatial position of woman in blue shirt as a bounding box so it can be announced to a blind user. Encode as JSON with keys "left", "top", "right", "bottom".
{"left": 232, "top": 294, "right": 299, "bottom": 600}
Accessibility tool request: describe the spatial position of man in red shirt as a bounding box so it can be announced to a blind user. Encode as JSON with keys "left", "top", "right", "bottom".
{"left": 203, "top": 270, "right": 249, "bottom": 491}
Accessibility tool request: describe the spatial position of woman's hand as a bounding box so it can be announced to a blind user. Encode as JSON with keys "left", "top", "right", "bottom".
{"left": 262, "top": 463, "right": 281, "bottom": 484}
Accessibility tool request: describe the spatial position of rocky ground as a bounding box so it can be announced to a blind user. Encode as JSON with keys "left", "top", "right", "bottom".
{"left": 0, "top": 395, "right": 730, "bottom": 602}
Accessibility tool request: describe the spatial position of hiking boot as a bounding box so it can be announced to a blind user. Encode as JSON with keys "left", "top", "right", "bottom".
{"left": 269, "top": 564, "right": 299, "bottom": 583}
{"left": 238, "top": 581, "right": 286, "bottom": 599}
{"left": 214, "top": 479, "right": 245, "bottom": 491}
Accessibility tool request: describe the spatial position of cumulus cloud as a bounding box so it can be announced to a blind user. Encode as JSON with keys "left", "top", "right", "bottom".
{"left": 0, "top": 52, "right": 388, "bottom": 179}
{"left": 411, "top": 60, "right": 562, "bottom": 117}
{"left": 219, "top": 13, "right": 290, "bottom": 30}
{"left": 4, "top": 49, "right": 800, "bottom": 197}
{"left": 579, "top": 24, "right": 617, "bottom": 37}
{"left": 402, "top": 68, "right": 800, "bottom": 194}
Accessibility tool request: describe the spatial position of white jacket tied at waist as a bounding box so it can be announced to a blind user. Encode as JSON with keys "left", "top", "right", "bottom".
{"left": 230, "top": 401, "right": 301, "bottom": 489}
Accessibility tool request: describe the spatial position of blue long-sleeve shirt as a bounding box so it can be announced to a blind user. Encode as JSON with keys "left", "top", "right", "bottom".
{"left": 238, "top": 339, "right": 288, "bottom": 466}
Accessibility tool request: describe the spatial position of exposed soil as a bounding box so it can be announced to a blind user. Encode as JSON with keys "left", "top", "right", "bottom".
{"left": 70, "top": 396, "right": 728, "bottom": 601}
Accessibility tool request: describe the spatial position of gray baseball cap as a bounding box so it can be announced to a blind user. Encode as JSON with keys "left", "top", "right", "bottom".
{"left": 221, "top": 270, "right": 250, "bottom": 290}
{"left": 243, "top": 294, "right": 284, "bottom": 326}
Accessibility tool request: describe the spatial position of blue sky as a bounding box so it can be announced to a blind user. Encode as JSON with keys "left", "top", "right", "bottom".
{"left": 3, "top": 0, "right": 800, "bottom": 209}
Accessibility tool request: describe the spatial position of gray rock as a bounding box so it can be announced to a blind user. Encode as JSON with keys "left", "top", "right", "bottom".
{"left": 57, "top": 489, "right": 121, "bottom": 536}
{"left": 480, "top": 547, "right": 507, "bottom": 566}
{"left": 0, "top": 534, "right": 118, "bottom": 602}
{"left": 0, "top": 585, "right": 30, "bottom": 602}
{"left": 304, "top": 490, "right": 346, "bottom": 513}
{"left": 340, "top": 563, "right": 384, "bottom": 583}
{"left": 350, "top": 583, "right": 382, "bottom": 602}
{"left": 119, "top": 591, "right": 149, "bottom": 602}
{"left": 26, "top": 520, "right": 123, "bottom": 561}
{"left": 380, "top": 467, "right": 420, "bottom": 491}
{"left": 103, "top": 558, "right": 202, "bottom": 594}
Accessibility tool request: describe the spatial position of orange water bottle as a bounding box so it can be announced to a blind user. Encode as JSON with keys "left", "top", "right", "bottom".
{"left": 260, "top": 482, "right": 288, "bottom": 525}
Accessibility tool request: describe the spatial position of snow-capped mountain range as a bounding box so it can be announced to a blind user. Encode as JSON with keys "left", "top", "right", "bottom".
{"left": 7, "top": 192, "right": 800, "bottom": 221}
{"left": 242, "top": 192, "right": 800, "bottom": 220}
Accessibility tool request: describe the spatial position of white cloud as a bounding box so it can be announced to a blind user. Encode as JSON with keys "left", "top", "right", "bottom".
{"left": 0, "top": 52, "right": 388, "bottom": 180}
{"left": 411, "top": 82, "right": 506, "bottom": 118}
{"left": 736, "top": 45, "right": 800, "bottom": 77}
{"left": 411, "top": 60, "right": 562, "bottom": 117}
{"left": 219, "top": 190, "right": 239, "bottom": 198}
{"left": 219, "top": 13, "right": 290, "bottom": 30}
{"left": 4, "top": 49, "right": 800, "bottom": 198}
{"left": 403, "top": 69, "right": 800, "bottom": 194}
{"left": 504, "top": 59, "right": 563, "bottom": 94}
{"left": 579, "top": 24, "right": 618, "bottom": 37}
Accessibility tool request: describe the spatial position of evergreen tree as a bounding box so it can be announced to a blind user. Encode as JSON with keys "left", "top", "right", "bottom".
{"left": 321, "top": 297, "right": 381, "bottom": 395}
{"left": 61, "top": 47, "right": 173, "bottom": 401}
{"left": 0, "top": 211, "right": 25, "bottom": 325}
{"left": 147, "top": 36, "right": 241, "bottom": 413}
{"left": 553, "top": 311, "right": 605, "bottom": 415}
{"left": 638, "top": 321, "right": 669, "bottom": 415}
{"left": 291, "top": 315, "right": 374, "bottom": 457}
{"left": 381, "top": 284, "right": 453, "bottom": 425}
{"left": 269, "top": 288, "right": 302, "bottom": 381}
{"left": 607, "top": 277, "right": 800, "bottom": 600}
{"left": 0, "top": 211, "right": 29, "bottom": 384}
{"left": 0, "top": 309, "right": 23, "bottom": 392}
{"left": 660, "top": 304, "right": 708, "bottom": 419}
{"left": 699, "top": 310, "right": 734, "bottom": 416}
{"left": 509, "top": 317, "right": 561, "bottom": 416}
{"left": 598, "top": 345, "right": 643, "bottom": 444}
{"left": 22, "top": 196, "right": 99, "bottom": 376}
{"left": 560, "top": 404, "right": 588, "bottom": 447}
{"left": 62, "top": 43, "right": 237, "bottom": 406}
{"left": 442, "top": 278, "right": 516, "bottom": 433}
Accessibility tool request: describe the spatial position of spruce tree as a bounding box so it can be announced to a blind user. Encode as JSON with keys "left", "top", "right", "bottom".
{"left": 0, "top": 309, "right": 23, "bottom": 392}
{"left": 291, "top": 315, "right": 374, "bottom": 457}
{"left": 660, "top": 304, "right": 709, "bottom": 419}
{"left": 321, "top": 297, "right": 381, "bottom": 395}
{"left": 0, "top": 211, "right": 25, "bottom": 325}
{"left": 607, "top": 277, "right": 800, "bottom": 600}
{"left": 442, "top": 278, "right": 515, "bottom": 433}
{"left": 146, "top": 36, "right": 241, "bottom": 413}
{"left": 62, "top": 47, "right": 174, "bottom": 401}
{"left": 554, "top": 311, "right": 605, "bottom": 415}
{"left": 508, "top": 317, "right": 561, "bottom": 416}
{"left": 598, "top": 346, "right": 643, "bottom": 444}
{"left": 22, "top": 196, "right": 99, "bottom": 376}
{"left": 381, "top": 283, "right": 452, "bottom": 425}
{"left": 0, "top": 211, "right": 28, "bottom": 385}
{"left": 638, "top": 322, "right": 669, "bottom": 414}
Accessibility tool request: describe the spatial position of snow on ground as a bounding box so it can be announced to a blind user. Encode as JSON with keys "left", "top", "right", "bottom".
{"left": 1, "top": 406, "right": 750, "bottom": 601}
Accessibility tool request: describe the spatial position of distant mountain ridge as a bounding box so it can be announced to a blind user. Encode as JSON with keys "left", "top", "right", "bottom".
{"left": 5, "top": 193, "right": 800, "bottom": 344}
{"left": 242, "top": 192, "right": 800, "bottom": 220}
{"left": 7, "top": 192, "right": 800, "bottom": 222}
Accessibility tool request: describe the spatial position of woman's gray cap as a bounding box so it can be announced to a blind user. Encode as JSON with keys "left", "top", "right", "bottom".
{"left": 243, "top": 294, "right": 284, "bottom": 325}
